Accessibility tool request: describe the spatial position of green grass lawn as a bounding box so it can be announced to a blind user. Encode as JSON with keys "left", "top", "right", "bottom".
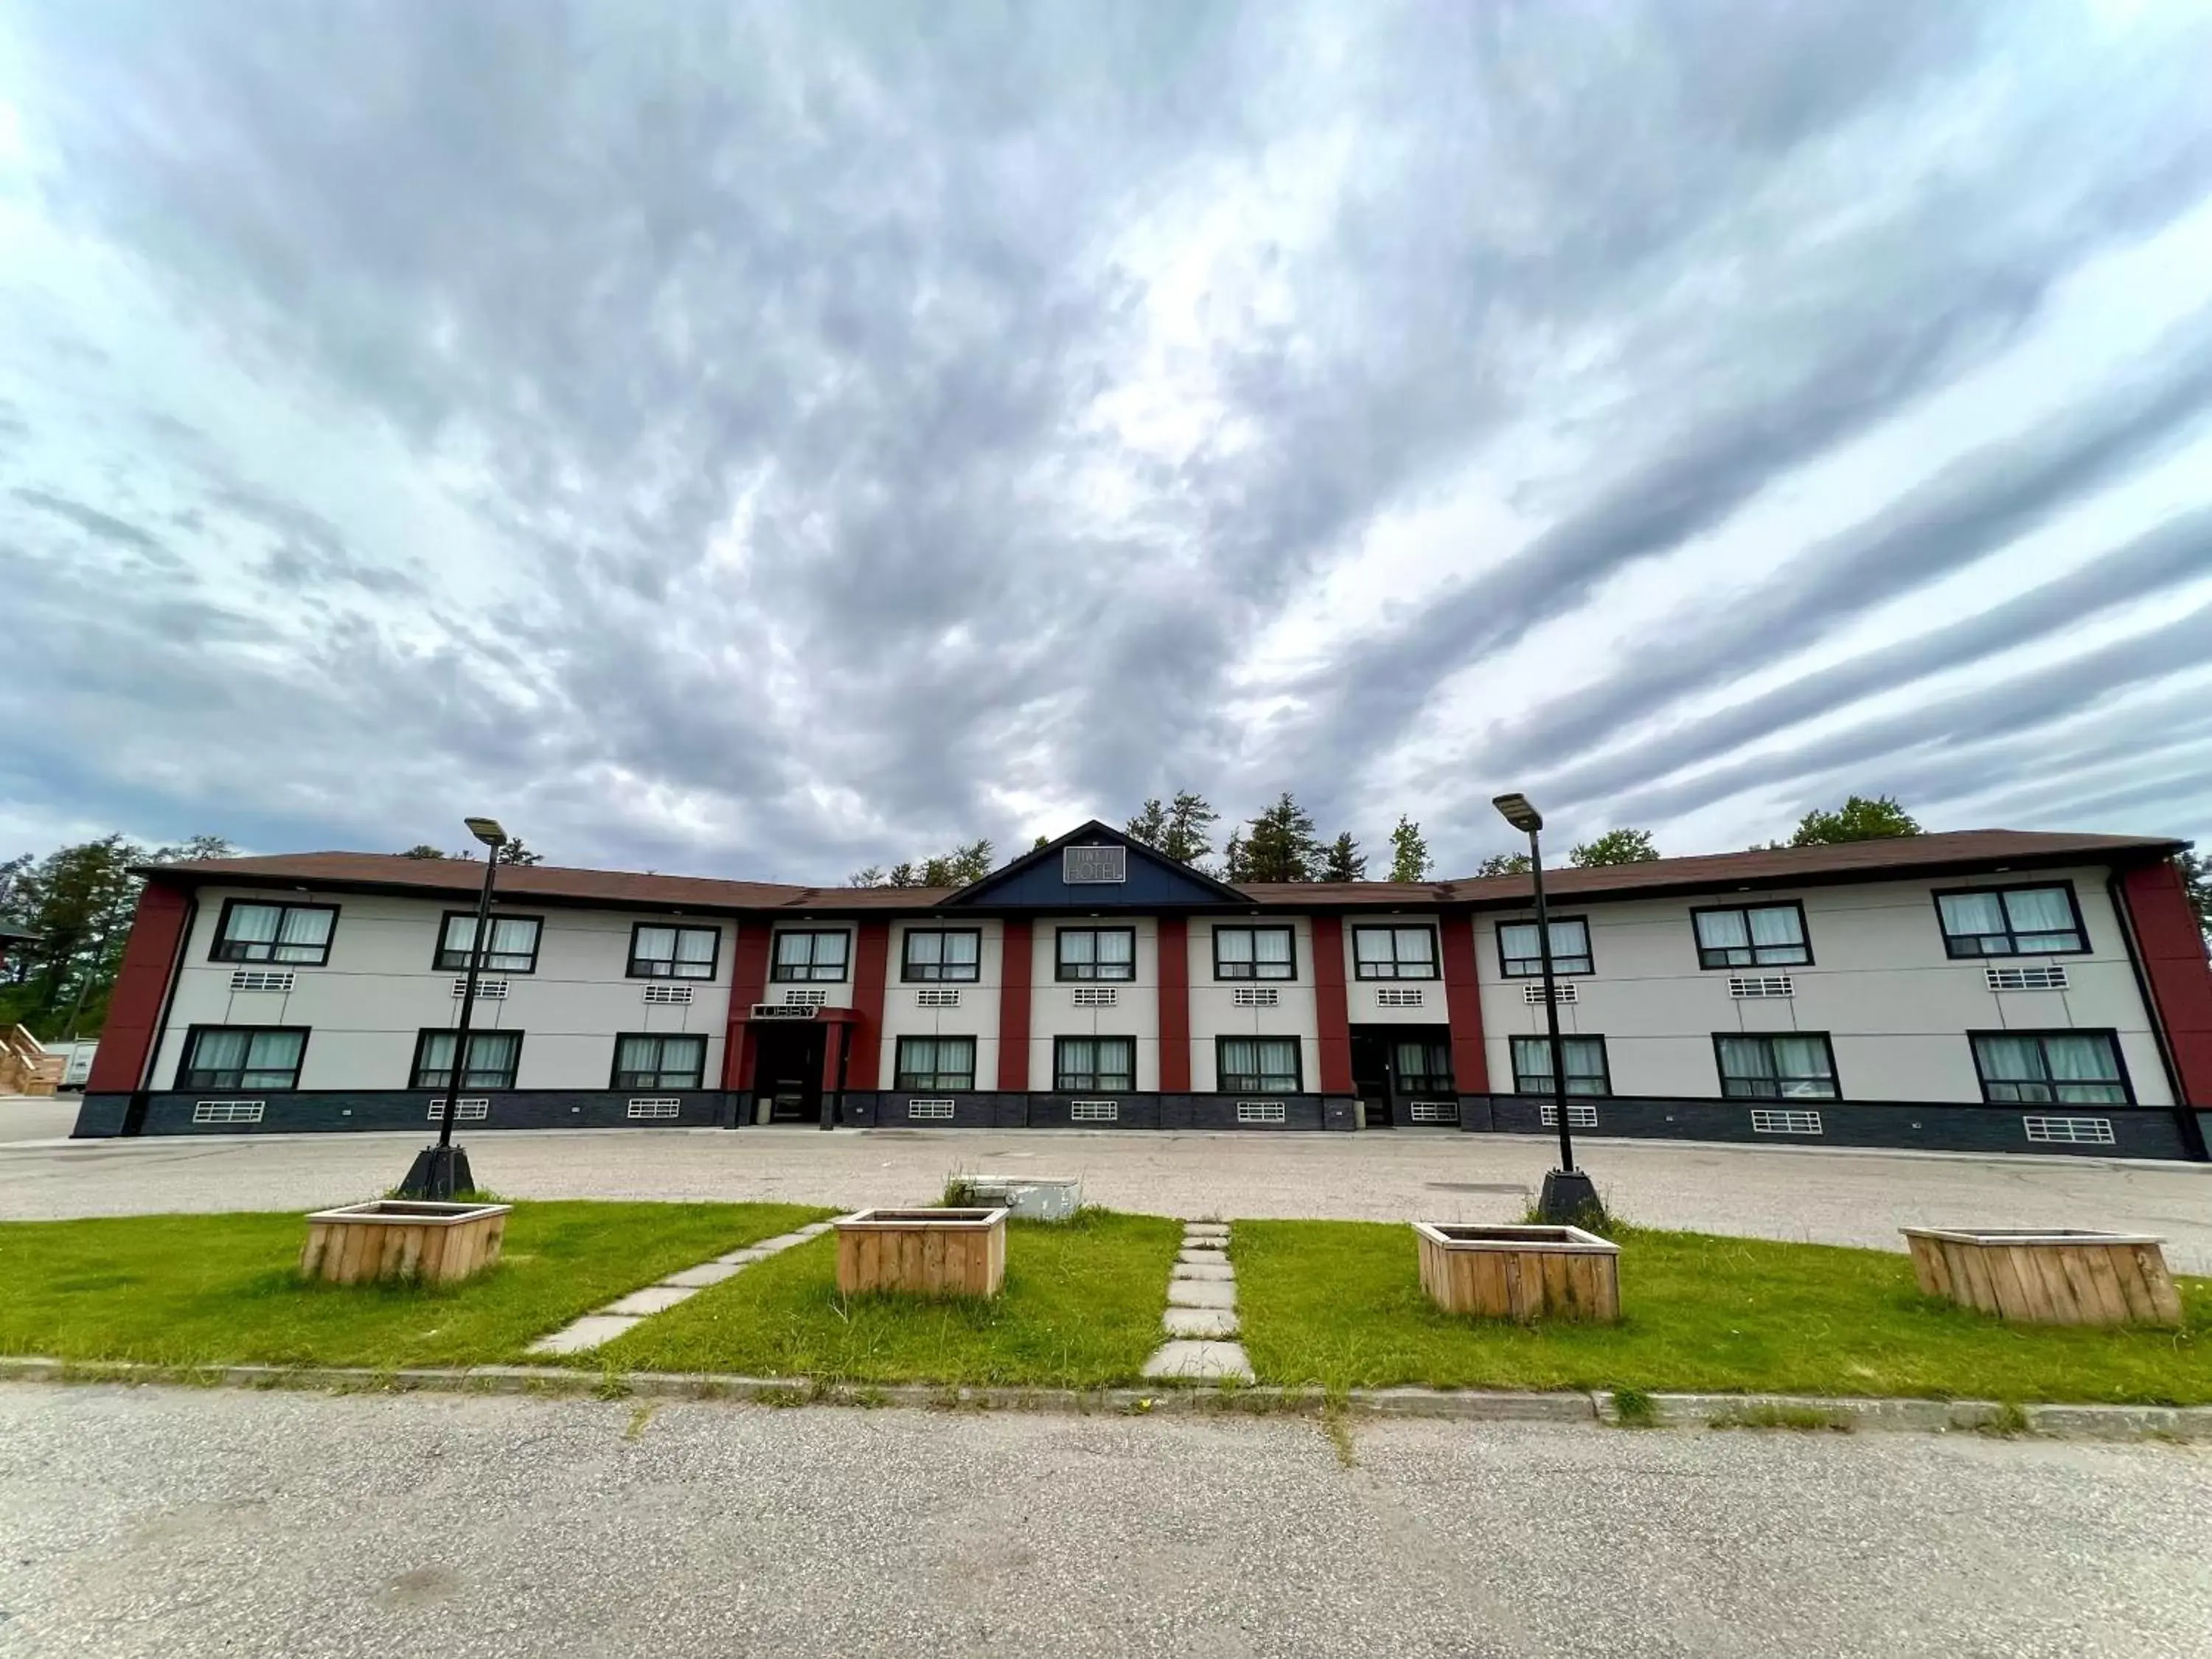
{"left": 1232, "top": 1220, "right": 2212, "bottom": 1405}
{"left": 0, "top": 1202, "right": 831, "bottom": 1369}
{"left": 590, "top": 1209, "right": 1183, "bottom": 1387}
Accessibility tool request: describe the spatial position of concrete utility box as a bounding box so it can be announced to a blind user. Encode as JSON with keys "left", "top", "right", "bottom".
{"left": 961, "top": 1175, "right": 1082, "bottom": 1222}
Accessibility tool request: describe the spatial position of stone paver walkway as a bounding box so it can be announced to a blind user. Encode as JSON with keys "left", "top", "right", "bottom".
{"left": 528, "top": 1219, "right": 836, "bottom": 1355}
{"left": 1141, "top": 1222, "right": 1253, "bottom": 1382}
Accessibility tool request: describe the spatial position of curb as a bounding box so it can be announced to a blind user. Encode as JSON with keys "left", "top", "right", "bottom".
{"left": 2, "top": 1357, "right": 2205, "bottom": 1440}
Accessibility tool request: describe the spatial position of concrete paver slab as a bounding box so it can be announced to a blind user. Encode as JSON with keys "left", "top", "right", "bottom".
{"left": 524, "top": 1313, "right": 642, "bottom": 1354}
{"left": 1160, "top": 1306, "right": 1241, "bottom": 1338}
{"left": 1141, "top": 1340, "right": 1254, "bottom": 1382}
{"left": 1166, "top": 1279, "right": 1236, "bottom": 1310}
{"left": 1170, "top": 1262, "right": 1235, "bottom": 1282}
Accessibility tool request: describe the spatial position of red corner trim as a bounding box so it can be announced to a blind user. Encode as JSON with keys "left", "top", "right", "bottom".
{"left": 998, "top": 919, "right": 1032, "bottom": 1091}
{"left": 1439, "top": 915, "right": 1492, "bottom": 1094}
{"left": 1310, "top": 915, "right": 1354, "bottom": 1095}
{"left": 2121, "top": 863, "right": 2212, "bottom": 1107}
{"left": 844, "top": 921, "right": 891, "bottom": 1090}
{"left": 1158, "top": 917, "right": 1191, "bottom": 1093}
{"left": 85, "top": 883, "right": 192, "bottom": 1093}
{"left": 721, "top": 924, "right": 773, "bottom": 1091}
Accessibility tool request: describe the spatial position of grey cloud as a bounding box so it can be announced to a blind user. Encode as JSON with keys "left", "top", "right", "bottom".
{"left": 10, "top": 487, "right": 176, "bottom": 563}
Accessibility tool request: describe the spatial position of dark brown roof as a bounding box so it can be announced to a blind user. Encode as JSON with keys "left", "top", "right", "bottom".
{"left": 146, "top": 828, "right": 2183, "bottom": 914}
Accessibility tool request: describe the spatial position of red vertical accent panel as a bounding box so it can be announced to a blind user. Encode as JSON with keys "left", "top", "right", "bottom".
{"left": 1310, "top": 915, "right": 1354, "bottom": 1094}
{"left": 1439, "top": 915, "right": 1492, "bottom": 1094}
{"left": 85, "top": 882, "right": 192, "bottom": 1092}
{"left": 1157, "top": 916, "right": 1191, "bottom": 1093}
{"left": 844, "top": 921, "right": 891, "bottom": 1089}
{"left": 2121, "top": 862, "right": 2212, "bottom": 1105}
{"left": 998, "top": 919, "right": 1033, "bottom": 1091}
{"left": 721, "top": 921, "right": 773, "bottom": 1091}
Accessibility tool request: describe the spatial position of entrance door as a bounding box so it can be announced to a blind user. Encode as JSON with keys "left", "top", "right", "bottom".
{"left": 751, "top": 1024, "right": 825, "bottom": 1124}
{"left": 1349, "top": 1025, "right": 1458, "bottom": 1129}
{"left": 1349, "top": 1029, "right": 1396, "bottom": 1128}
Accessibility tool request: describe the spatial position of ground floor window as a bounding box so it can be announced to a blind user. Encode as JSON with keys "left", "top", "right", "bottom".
{"left": 612, "top": 1032, "right": 707, "bottom": 1090}
{"left": 1510, "top": 1035, "right": 1609, "bottom": 1096}
{"left": 1394, "top": 1037, "right": 1454, "bottom": 1095}
{"left": 411, "top": 1029, "right": 523, "bottom": 1091}
{"left": 1714, "top": 1034, "right": 1837, "bottom": 1100}
{"left": 178, "top": 1026, "right": 307, "bottom": 1091}
{"left": 1218, "top": 1036, "right": 1301, "bottom": 1093}
{"left": 1971, "top": 1031, "right": 2130, "bottom": 1105}
{"left": 1054, "top": 1036, "right": 1135, "bottom": 1092}
{"left": 895, "top": 1035, "right": 975, "bottom": 1091}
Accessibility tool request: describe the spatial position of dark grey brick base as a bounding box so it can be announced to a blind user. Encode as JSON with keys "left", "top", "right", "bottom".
{"left": 77, "top": 1090, "right": 731, "bottom": 1137}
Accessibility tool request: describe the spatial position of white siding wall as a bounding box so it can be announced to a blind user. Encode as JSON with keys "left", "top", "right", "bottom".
{"left": 1029, "top": 919, "right": 1160, "bottom": 1092}
{"left": 1187, "top": 918, "right": 1321, "bottom": 1093}
{"left": 1340, "top": 917, "right": 1453, "bottom": 1026}
{"left": 876, "top": 920, "right": 1004, "bottom": 1089}
{"left": 156, "top": 887, "right": 735, "bottom": 1092}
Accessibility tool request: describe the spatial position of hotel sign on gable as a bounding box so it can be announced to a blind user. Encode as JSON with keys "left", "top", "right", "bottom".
{"left": 1063, "top": 845, "right": 1127, "bottom": 885}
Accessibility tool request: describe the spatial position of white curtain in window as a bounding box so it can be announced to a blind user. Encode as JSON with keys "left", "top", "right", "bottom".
{"left": 1716, "top": 1036, "right": 1764, "bottom": 1083}
{"left": 1255, "top": 930, "right": 1291, "bottom": 967}
{"left": 228, "top": 905, "right": 281, "bottom": 945}
{"left": 1749, "top": 908, "right": 1802, "bottom": 948}
{"left": 1938, "top": 892, "right": 2006, "bottom": 938}
{"left": 1357, "top": 929, "right": 1397, "bottom": 966}
{"left": 1695, "top": 911, "right": 1747, "bottom": 950}
{"left": 942, "top": 931, "right": 978, "bottom": 967}
{"left": 487, "top": 917, "right": 535, "bottom": 957}
{"left": 193, "top": 1029, "right": 251, "bottom": 1074}
{"left": 2043, "top": 1035, "right": 2118, "bottom": 1083}
{"left": 242, "top": 1029, "right": 304, "bottom": 1083}
{"left": 1769, "top": 1036, "right": 1833, "bottom": 1096}
{"left": 2004, "top": 888, "right": 2076, "bottom": 948}
{"left": 1975, "top": 1035, "right": 2039, "bottom": 1082}
{"left": 464, "top": 1032, "right": 519, "bottom": 1085}
{"left": 1220, "top": 1037, "right": 1256, "bottom": 1077}
{"left": 278, "top": 908, "right": 330, "bottom": 946}
{"left": 675, "top": 929, "right": 715, "bottom": 973}
{"left": 1394, "top": 928, "right": 1435, "bottom": 968}
{"left": 635, "top": 926, "right": 675, "bottom": 962}
{"left": 616, "top": 1034, "right": 657, "bottom": 1075}
{"left": 1096, "top": 931, "right": 1133, "bottom": 967}
{"left": 1216, "top": 930, "right": 1253, "bottom": 966}
{"left": 1547, "top": 920, "right": 1587, "bottom": 959}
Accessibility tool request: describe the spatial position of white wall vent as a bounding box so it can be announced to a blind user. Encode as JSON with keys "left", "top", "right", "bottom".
{"left": 1068, "top": 1099, "right": 1119, "bottom": 1122}
{"left": 1062, "top": 844, "right": 1127, "bottom": 884}
{"left": 1236, "top": 1099, "right": 1287, "bottom": 1124}
{"left": 453, "top": 978, "right": 509, "bottom": 1000}
{"left": 781, "top": 988, "right": 830, "bottom": 1007}
{"left": 907, "top": 1098, "right": 957, "bottom": 1120}
{"left": 192, "top": 1100, "right": 264, "bottom": 1124}
{"left": 1071, "top": 987, "right": 1118, "bottom": 1008}
{"left": 1750, "top": 1108, "right": 1823, "bottom": 1136}
{"left": 229, "top": 970, "right": 294, "bottom": 995}
{"left": 1539, "top": 1102, "right": 1599, "bottom": 1130}
{"left": 1989, "top": 965, "right": 2070, "bottom": 992}
{"left": 1407, "top": 1100, "right": 1459, "bottom": 1124}
{"left": 1374, "top": 987, "right": 1425, "bottom": 1009}
{"left": 642, "top": 984, "right": 695, "bottom": 1005}
{"left": 2023, "top": 1115, "right": 2115, "bottom": 1146}
{"left": 1522, "top": 982, "right": 1578, "bottom": 1005}
{"left": 427, "top": 1096, "right": 490, "bottom": 1122}
{"left": 1728, "top": 974, "right": 1795, "bottom": 1000}
{"left": 914, "top": 987, "right": 961, "bottom": 1008}
{"left": 1231, "top": 987, "right": 1280, "bottom": 1008}
{"left": 627, "top": 1097, "right": 682, "bottom": 1120}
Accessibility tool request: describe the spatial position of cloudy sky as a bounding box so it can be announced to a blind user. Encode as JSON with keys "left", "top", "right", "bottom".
{"left": 4, "top": 1, "right": 2211, "bottom": 883}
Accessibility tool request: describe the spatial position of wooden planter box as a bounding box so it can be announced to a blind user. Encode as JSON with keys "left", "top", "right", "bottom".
{"left": 1902, "top": 1227, "right": 2182, "bottom": 1327}
{"left": 300, "top": 1200, "right": 512, "bottom": 1286}
{"left": 834, "top": 1207, "right": 1008, "bottom": 1298}
{"left": 1414, "top": 1222, "right": 1621, "bottom": 1323}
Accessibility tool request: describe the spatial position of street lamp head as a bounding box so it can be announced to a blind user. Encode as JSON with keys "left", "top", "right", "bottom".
{"left": 464, "top": 816, "right": 507, "bottom": 849}
{"left": 1491, "top": 793, "right": 1543, "bottom": 835}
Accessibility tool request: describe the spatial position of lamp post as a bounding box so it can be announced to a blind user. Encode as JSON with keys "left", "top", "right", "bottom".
{"left": 1492, "top": 793, "right": 1601, "bottom": 1225}
{"left": 398, "top": 816, "right": 507, "bottom": 1200}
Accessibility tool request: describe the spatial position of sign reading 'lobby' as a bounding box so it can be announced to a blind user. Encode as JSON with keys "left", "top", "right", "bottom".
{"left": 1062, "top": 845, "right": 1127, "bottom": 884}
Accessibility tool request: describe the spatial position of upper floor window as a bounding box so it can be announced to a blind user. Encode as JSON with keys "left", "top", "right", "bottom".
{"left": 1715, "top": 1033, "right": 1838, "bottom": 1101}
{"left": 1496, "top": 918, "right": 1591, "bottom": 978}
{"left": 902, "top": 928, "right": 981, "bottom": 983}
{"left": 1057, "top": 927, "right": 1135, "bottom": 981}
{"left": 1692, "top": 902, "right": 1809, "bottom": 969}
{"left": 1971, "top": 1032, "right": 2130, "bottom": 1105}
{"left": 612, "top": 1032, "right": 707, "bottom": 1090}
{"left": 411, "top": 1028, "right": 522, "bottom": 1091}
{"left": 771, "top": 929, "right": 849, "bottom": 982}
{"left": 894, "top": 1035, "right": 975, "bottom": 1091}
{"left": 1509, "top": 1035, "right": 1609, "bottom": 1096}
{"left": 628, "top": 923, "right": 720, "bottom": 980}
{"left": 436, "top": 912, "right": 543, "bottom": 974}
{"left": 211, "top": 900, "right": 337, "bottom": 966}
{"left": 1218, "top": 1035, "right": 1301, "bottom": 1093}
{"left": 1934, "top": 884, "right": 2087, "bottom": 957}
{"left": 1055, "top": 1035, "right": 1135, "bottom": 1093}
{"left": 1213, "top": 925, "right": 1295, "bottom": 981}
{"left": 1353, "top": 925, "right": 1439, "bottom": 981}
{"left": 178, "top": 1025, "right": 307, "bottom": 1091}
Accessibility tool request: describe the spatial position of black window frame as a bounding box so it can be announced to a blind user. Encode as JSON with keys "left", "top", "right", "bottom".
{"left": 1054, "top": 1034, "right": 1137, "bottom": 1093}
{"left": 610, "top": 1031, "right": 709, "bottom": 1090}
{"left": 1495, "top": 916, "right": 1593, "bottom": 978}
{"left": 208, "top": 898, "right": 341, "bottom": 967}
{"left": 434, "top": 909, "right": 545, "bottom": 975}
{"left": 409, "top": 1027, "right": 524, "bottom": 1091}
{"left": 175, "top": 1024, "right": 310, "bottom": 1091}
{"left": 1215, "top": 1034, "right": 1303, "bottom": 1093}
{"left": 1930, "top": 881, "right": 2091, "bottom": 959}
{"left": 769, "top": 928, "right": 852, "bottom": 983}
{"left": 1711, "top": 1032, "right": 1841, "bottom": 1102}
{"left": 625, "top": 922, "right": 722, "bottom": 981}
{"left": 1509, "top": 1034, "right": 1611, "bottom": 1096}
{"left": 893, "top": 1034, "right": 977, "bottom": 1091}
{"left": 900, "top": 927, "right": 983, "bottom": 984}
{"left": 1351, "top": 924, "right": 1441, "bottom": 981}
{"left": 1211, "top": 925, "right": 1298, "bottom": 981}
{"left": 1056, "top": 925, "right": 1137, "bottom": 982}
{"left": 1967, "top": 1029, "right": 2134, "bottom": 1106}
{"left": 1689, "top": 901, "right": 1812, "bottom": 970}
{"left": 1391, "top": 1035, "right": 1456, "bottom": 1096}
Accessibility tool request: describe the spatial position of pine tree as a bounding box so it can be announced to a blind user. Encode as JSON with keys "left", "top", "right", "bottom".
{"left": 1222, "top": 830, "right": 1248, "bottom": 883}
{"left": 1125, "top": 799, "right": 1169, "bottom": 848}
{"left": 1388, "top": 815, "right": 1431, "bottom": 882}
{"left": 1321, "top": 832, "right": 1366, "bottom": 883}
{"left": 495, "top": 836, "right": 543, "bottom": 866}
{"left": 1160, "top": 792, "right": 1219, "bottom": 867}
{"left": 1239, "top": 793, "right": 1323, "bottom": 883}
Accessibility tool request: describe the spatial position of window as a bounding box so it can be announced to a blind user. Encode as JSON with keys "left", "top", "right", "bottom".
{"left": 1934, "top": 883, "right": 2087, "bottom": 957}
{"left": 1055, "top": 1035, "right": 1135, "bottom": 1092}
{"left": 894, "top": 1036, "right": 975, "bottom": 1091}
{"left": 1692, "top": 902, "right": 1810, "bottom": 969}
{"left": 1394, "top": 1037, "right": 1455, "bottom": 1095}
{"left": 1496, "top": 918, "right": 1591, "bottom": 978}
{"left": 1352, "top": 925, "right": 1440, "bottom": 981}
{"left": 1971, "top": 1031, "right": 2131, "bottom": 1105}
{"left": 1057, "top": 927, "right": 1135, "bottom": 981}
{"left": 771, "top": 930, "right": 849, "bottom": 982}
{"left": 1714, "top": 1034, "right": 1838, "bottom": 1101}
{"left": 411, "top": 1029, "right": 522, "bottom": 1091}
{"left": 210, "top": 900, "right": 337, "bottom": 965}
{"left": 178, "top": 1026, "right": 307, "bottom": 1090}
{"left": 436, "top": 911, "right": 543, "bottom": 973}
{"left": 1217, "top": 1036, "right": 1301, "bottom": 1093}
{"left": 627, "top": 923, "right": 720, "bottom": 980}
{"left": 1213, "top": 926, "right": 1295, "bottom": 981}
{"left": 611, "top": 1032, "right": 708, "bottom": 1090}
{"left": 902, "top": 928, "right": 981, "bottom": 983}
{"left": 1510, "top": 1036, "right": 1610, "bottom": 1096}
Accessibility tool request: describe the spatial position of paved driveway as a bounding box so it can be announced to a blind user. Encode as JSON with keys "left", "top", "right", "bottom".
{"left": 4, "top": 1112, "right": 2210, "bottom": 1269}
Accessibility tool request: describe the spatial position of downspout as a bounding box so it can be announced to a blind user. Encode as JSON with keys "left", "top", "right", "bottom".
{"left": 2107, "top": 870, "right": 2205, "bottom": 1162}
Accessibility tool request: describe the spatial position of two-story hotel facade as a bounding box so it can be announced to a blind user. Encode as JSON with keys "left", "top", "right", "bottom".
{"left": 72, "top": 821, "right": 2212, "bottom": 1160}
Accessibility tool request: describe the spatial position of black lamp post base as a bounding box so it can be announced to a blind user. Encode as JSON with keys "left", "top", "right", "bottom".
{"left": 397, "top": 1144, "right": 476, "bottom": 1201}
{"left": 1536, "top": 1168, "right": 1604, "bottom": 1227}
